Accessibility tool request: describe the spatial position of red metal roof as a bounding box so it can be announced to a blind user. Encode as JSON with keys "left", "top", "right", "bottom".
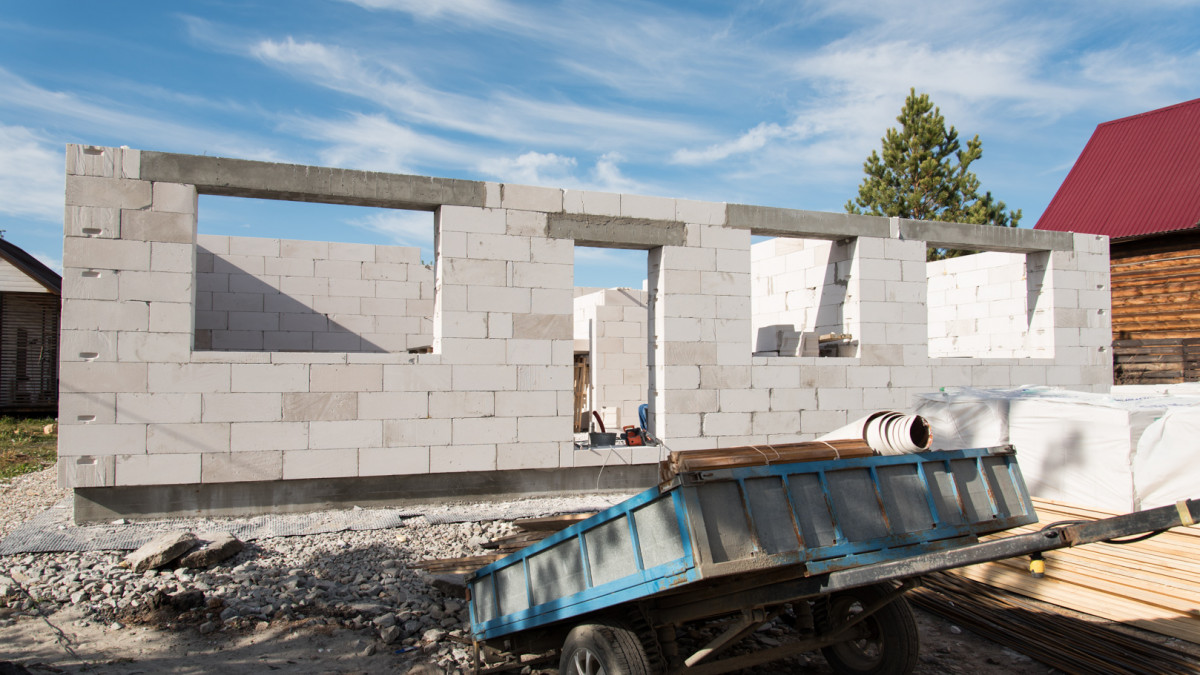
{"left": 1035, "top": 97, "right": 1200, "bottom": 240}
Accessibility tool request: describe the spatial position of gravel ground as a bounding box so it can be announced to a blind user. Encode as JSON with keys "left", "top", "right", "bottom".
{"left": 0, "top": 468, "right": 1061, "bottom": 674}
{"left": 0, "top": 467, "right": 68, "bottom": 542}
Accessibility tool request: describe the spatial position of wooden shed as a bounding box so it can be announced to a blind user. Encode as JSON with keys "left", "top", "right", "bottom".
{"left": 1035, "top": 97, "right": 1200, "bottom": 384}
{"left": 0, "top": 239, "right": 61, "bottom": 415}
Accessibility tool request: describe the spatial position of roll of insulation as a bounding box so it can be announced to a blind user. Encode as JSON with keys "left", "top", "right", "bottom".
{"left": 818, "top": 411, "right": 932, "bottom": 455}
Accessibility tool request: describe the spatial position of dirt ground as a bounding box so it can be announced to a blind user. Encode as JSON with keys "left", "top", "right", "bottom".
{"left": 0, "top": 601, "right": 1052, "bottom": 675}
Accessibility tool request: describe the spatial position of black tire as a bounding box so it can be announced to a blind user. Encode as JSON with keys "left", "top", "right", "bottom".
{"left": 559, "top": 620, "right": 654, "bottom": 675}
{"left": 817, "top": 584, "right": 919, "bottom": 675}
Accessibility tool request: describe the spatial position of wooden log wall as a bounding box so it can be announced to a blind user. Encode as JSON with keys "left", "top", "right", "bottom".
{"left": 1111, "top": 230, "right": 1200, "bottom": 384}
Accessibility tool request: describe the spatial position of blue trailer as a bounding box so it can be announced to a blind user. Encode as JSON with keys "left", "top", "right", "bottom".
{"left": 467, "top": 447, "right": 1200, "bottom": 675}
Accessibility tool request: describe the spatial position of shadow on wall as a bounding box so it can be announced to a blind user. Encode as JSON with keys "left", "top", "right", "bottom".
{"left": 194, "top": 246, "right": 433, "bottom": 354}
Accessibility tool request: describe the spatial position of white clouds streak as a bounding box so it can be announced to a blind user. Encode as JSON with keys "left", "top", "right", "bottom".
{"left": 0, "top": 124, "right": 63, "bottom": 223}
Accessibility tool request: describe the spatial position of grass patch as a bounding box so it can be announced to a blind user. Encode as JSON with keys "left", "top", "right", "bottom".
{"left": 0, "top": 416, "right": 58, "bottom": 480}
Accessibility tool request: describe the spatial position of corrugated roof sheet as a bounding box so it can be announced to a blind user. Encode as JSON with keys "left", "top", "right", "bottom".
{"left": 1035, "top": 97, "right": 1200, "bottom": 240}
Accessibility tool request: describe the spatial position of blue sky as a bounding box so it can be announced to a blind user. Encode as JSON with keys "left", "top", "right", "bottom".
{"left": 2, "top": 1, "right": 1198, "bottom": 288}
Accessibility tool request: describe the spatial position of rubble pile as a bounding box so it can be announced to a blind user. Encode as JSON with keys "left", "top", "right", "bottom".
{"left": 1, "top": 519, "right": 519, "bottom": 674}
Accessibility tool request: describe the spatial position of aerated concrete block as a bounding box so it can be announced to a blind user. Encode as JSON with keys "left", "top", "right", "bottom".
{"left": 516, "top": 416, "right": 571, "bottom": 444}
{"left": 120, "top": 210, "right": 194, "bottom": 244}
{"left": 497, "top": 442, "right": 560, "bottom": 470}
{"left": 65, "top": 175, "right": 152, "bottom": 210}
{"left": 201, "top": 451, "right": 283, "bottom": 483}
{"left": 148, "top": 363, "right": 231, "bottom": 393}
{"left": 147, "top": 422, "right": 230, "bottom": 454}
{"left": 562, "top": 189, "right": 621, "bottom": 216}
{"left": 117, "top": 392, "right": 201, "bottom": 424}
{"left": 309, "top": 420, "right": 383, "bottom": 449}
{"left": 310, "top": 364, "right": 383, "bottom": 392}
{"left": 383, "top": 364, "right": 452, "bottom": 391}
{"left": 429, "top": 391, "right": 494, "bottom": 418}
{"left": 501, "top": 184, "right": 562, "bottom": 212}
{"left": 359, "top": 446, "right": 430, "bottom": 476}
{"left": 116, "top": 453, "right": 200, "bottom": 486}
{"left": 430, "top": 444, "right": 497, "bottom": 473}
{"left": 283, "top": 449, "right": 357, "bottom": 480}
{"left": 282, "top": 392, "right": 358, "bottom": 421}
{"left": 57, "top": 423, "right": 146, "bottom": 458}
{"left": 63, "top": 238, "right": 151, "bottom": 272}
{"left": 202, "top": 393, "right": 283, "bottom": 423}
{"left": 452, "top": 365, "right": 517, "bottom": 391}
{"left": 231, "top": 364, "right": 309, "bottom": 392}
{"left": 357, "top": 392, "right": 428, "bottom": 420}
{"left": 59, "top": 391, "right": 117, "bottom": 425}
{"left": 676, "top": 199, "right": 726, "bottom": 226}
{"left": 58, "top": 455, "right": 116, "bottom": 488}
{"left": 439, "top": 205, "right": 506, "bottom": 234}
{"left": 230, "top": 422, "right": 309, "bottom": 452}
{"left": 65, "top": 206, "right": 120, "bottom": 239}
{"left": 620, "top": 193, "right": 675, "bottom": 220}
{"left": 384, "top": 418, "right": 451, "bottom": 447}
{"left": 118, "top": 271, "right": 193, "bottom": 303}
{"left": 61, "top": 361, "right": 149, "bottom": 394}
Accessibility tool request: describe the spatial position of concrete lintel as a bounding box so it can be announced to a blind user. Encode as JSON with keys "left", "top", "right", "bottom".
{"left": 726, "top": 204, "right": 890, "bottom": 240}
{"left": 141, "top": 151, "right": 487, "bottom": 211}
{"left": 72, "top": 465, "right": 657, "bottom": 522}
{"left": 548, "top": 214, "right": 687, "bottom": 249}
{"left": 899, "top": 219, "right": 1074, "bottom": 252}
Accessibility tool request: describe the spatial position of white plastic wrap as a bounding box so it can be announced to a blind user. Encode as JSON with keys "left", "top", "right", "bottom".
{"left": 912, "top": 386, "right": 1200, "bottom": 512}
{"left": 1133, "top": 407, "right": 1200, "bottom": 509}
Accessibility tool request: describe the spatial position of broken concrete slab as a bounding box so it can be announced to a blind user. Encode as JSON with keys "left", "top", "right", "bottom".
{"left": 123, "top": 531, "right": 197, "bottom": 572}
{"left": 179, "top": 532, "right": 244, "bottom": 569}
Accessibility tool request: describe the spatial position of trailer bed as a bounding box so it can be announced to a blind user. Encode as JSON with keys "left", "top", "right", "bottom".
{"left": 469, "top": 446, "right": 1034, "bottom": 640}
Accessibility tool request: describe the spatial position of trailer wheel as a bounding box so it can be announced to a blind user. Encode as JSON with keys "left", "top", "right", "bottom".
{"left": 559, "top": 620, "right": 654, "bottom": 675}
{"left": 817, "top": 585, "right": 919, "bottom": 675}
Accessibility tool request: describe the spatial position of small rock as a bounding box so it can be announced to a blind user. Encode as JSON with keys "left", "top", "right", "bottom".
{"left": 422, "top": 628, "right": 447, "bottom": 644}
{"left": 179, "top": 533, "right": 244, "bottom": 569}
{"left": 361, "top": 643, "right": 378, "bottom": 657}
{"left": 949, "top": 625, "right": 962, "bottom": 635}
{"left": 124, "top": 532, "right": 198, "bottom": 572}
{"left": 380, "top": 625, "right": 402, "bottom": 644}
{"left": 198, "top": 621, "right": 218, "bottom": 634}
{"left": 374, "top": 613, "right": 397, "bottom": 628}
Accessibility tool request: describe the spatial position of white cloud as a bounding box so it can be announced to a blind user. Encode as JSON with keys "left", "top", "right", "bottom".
{"left": 0, "top": 124, "right": 63, "bottom": 223}
{"left": 672, "top": 122, "right": 788, "bottom": 165}
{"left": 285, "top": 112, "right": 475, "bottom": 173}
{"left": 248, "top": 36, "right": 704, "bottom": 152}
{"left": 478, "top": 152, "right": 577, "bottom": 186}
{"left": 341, "top": 0, "right": 534, "bottom": 31}
{"left": 0, "top": 67, "right": 283, "bottom": 162}
{"left": 351, "top": 210, "right": 434, "bottom": 259}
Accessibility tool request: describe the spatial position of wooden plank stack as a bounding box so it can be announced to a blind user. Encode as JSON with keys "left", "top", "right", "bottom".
{"left": 658, "top": 439, "right": 875, "bottom": 483}
{"left": 951, "top": 497, "right": 1200, "bottom": 644}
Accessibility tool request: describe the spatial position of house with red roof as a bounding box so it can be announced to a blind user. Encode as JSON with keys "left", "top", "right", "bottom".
{"left": 1036, "top": 97, "right": 1200, "bottom": 384}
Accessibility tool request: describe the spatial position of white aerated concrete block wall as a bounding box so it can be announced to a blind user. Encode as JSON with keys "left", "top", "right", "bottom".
{"left": 750, "top": 238, "right": 851, "bottom": 352}
{"left": 927, "top": 252, "right": 1046, "bottom": 358}
{"left": 194, "top": 235, "right": 433, "bottom": 353}
{"left": 58, "top": 144, "right": 1112, "bottom": 494}
{"left": 574, "top": 289, "right": 649, "bottom": 431}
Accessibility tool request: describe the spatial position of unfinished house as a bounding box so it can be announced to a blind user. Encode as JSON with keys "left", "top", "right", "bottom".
{"left": 57, "top": 144, "right": 1112, "bottom": 520}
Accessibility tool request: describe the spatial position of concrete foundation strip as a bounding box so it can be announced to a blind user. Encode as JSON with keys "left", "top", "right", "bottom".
{"left": 0, "top": 494, "right": 632, "bottom": 555}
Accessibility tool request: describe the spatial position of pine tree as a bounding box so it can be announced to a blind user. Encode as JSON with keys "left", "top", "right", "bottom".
{"left": 846, "top": 89, "right": 1021, "bottom": 260}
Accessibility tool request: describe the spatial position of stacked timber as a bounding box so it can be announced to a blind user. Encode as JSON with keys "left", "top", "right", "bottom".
{"left": 658, "top": 439, "right": 874, "bottom": 483}
{"left": 951, "top": 497, "right": 1200, "bottom": 644}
